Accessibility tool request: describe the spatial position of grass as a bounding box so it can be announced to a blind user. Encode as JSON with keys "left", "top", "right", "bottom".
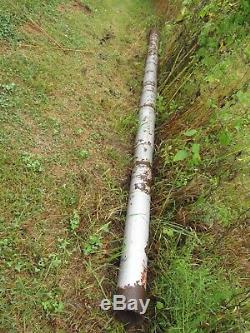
{"left": 152, "top": 237, "right": 238, "bottom": 332}
{"left": 1, "top": 0, "right": 249, "bottom": 332}
{"left": 0, "top": 0, "right": 156, "bottom": 332}
{"left": 150, "top": 0, "right": 250, "bottom": 332}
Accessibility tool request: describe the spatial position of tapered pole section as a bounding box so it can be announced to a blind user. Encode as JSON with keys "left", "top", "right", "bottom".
{"left": 116, "top": 29, "right": 159, "bottom": 324}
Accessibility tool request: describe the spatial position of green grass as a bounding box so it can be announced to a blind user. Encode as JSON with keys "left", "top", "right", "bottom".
{"left": 151, "top": 0, "right": 250, "bottom": 332}
{"left": 1, "top": 0, "right": 249, "bottom": 332}
{"left": 0, "top": 0, "right": 156, "bottom": 331}
{"left": 152, "top": 236, "right": 240, "bottom": 333}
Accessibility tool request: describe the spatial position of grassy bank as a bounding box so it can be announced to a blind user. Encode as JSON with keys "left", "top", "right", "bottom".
{"left": 0, "top": 1, "right": 155, "bottom": 332}
{"left": 150, "top": 0, "right": 249, "bottom": 332}
{"left": 1, "top": 0, "right": 249, "bottom": 332}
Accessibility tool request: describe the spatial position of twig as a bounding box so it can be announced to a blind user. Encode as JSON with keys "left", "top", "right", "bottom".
{"left": 26, "top": 17, "right": 65, "bottom": 50}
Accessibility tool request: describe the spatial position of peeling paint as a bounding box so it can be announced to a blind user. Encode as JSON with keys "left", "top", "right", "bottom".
{"left": 134, "top": 160, "right": 152, "bottom": 168}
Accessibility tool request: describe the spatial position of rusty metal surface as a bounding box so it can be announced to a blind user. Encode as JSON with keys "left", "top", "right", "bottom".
{"left": 116, "top": 29, "right": 159, "bottom": 324}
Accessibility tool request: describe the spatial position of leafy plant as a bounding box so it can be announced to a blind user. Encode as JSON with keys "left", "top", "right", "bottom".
{"left": 69, "top": 210, "right": 80, "bottom": 233}
{"left": 78, "top": 149, "right": 89, "bottom": 159}
{"left": 173, "top": 149, "right": 189, "bottom": 162}
{"left": 83, "top": 234, "right": 102, "bottom": 255}
{"left": 21, "top": 153, "right": 43, "bottom": 172}
{"left": 82, "top": 223, "right": 110, "bottom": 256}
{"left": 218, "top": 130, "right": 232, "bottom": 146}
{"left": 191, "top": 143, "right": 201, "bottom": 165}
{"left": 0, "top": 14, "right": 18, "bottom": 41}
{"left": 57, "top": 238, "right": 70, "bottom": 251}
{"left": 172, "top": 143, "right": 202, "bottom": 165}
{"left": 184, "top": 129, "right": 197, "bottom": 137}
{"left": 42, "top": 298, "right": 64, "bottom": 314}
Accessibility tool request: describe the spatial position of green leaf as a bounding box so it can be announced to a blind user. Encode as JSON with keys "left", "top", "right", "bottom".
{"left": 191, "top": 143, "right": 201, "bottom": 165}
{"left": 89, "top": 235, "right": 102, "bottom": 246}
{"left": 218, "top": 131, "right": 231, "bottom": 145}
{"left": 184, "top": 129, "right": 197, "bottom": 137}
{"left": 79, "top": 149, "right": 89, "bottom": 159}
{"left": 191, "top": 143, "right": 200, "bottom": 154}
{"left": 83, "top": 244, "right": 93, "bottom": 255}
{"left": 234, "top": 120, "right": 242, "bottom": 131}
{"left": 83, "top": 234, "right": 102, "bottom": 256}
{"left": 156, "top": 301, "right": 164, "bottom": 310}
{"left": 163, "top": 228, "right": 174, "bottom": 237}
{"left": 69, "top": 210, "right": 80, "bottom": 232}
{"left": 55, "top": 301, "right": 64, "bottom": 313}
{"left": 173, "top": 149, "right": 189, "bottom": 162}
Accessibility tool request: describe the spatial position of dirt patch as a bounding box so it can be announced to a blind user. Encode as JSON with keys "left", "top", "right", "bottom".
{"left": 58, "top": 0, "right": 92, "bottom": 15}
{"left": 0, "top": 42, "right": 11, "bottom": 54}
{"left": 21, "top": 21, "right": 43, "bottom": 35}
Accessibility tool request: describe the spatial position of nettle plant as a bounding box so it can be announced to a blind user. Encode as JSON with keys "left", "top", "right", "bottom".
{"left": 197, "top": 0, "right": 250, "bottom": 64}
{"left": 162, "top": 128, "right": 202, "bottom": 167}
